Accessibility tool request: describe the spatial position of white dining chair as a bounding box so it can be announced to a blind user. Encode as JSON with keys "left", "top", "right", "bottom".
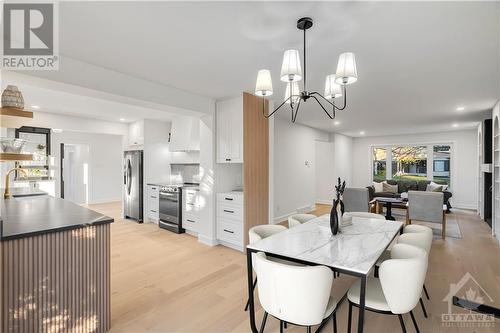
{"left": 244, "top": 224, "right": 287, "bottom": 312}
{"left": 375, "top": 225, "right": 433, "bottom": 319}
{"left": 254, "top": 252, "right": 339, "bottom": 333}
{"left": 343, "top": 212, "right": 385, "bottom": 220}
{"left": 347, "top": 243, "right": 427, "bottom": 333}
{"left": 288, "top": 214, "right": 316, "bottom": 228}
{"left": 397, "top": 229, "right": 433, "bottom": 319}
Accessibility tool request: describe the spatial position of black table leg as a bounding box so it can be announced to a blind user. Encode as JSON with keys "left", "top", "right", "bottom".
{"left": 357, "top": 275, "right": 366, "bottom": 333}
{"left": 247, "top": 250, "right": 259, "bottom": 333}
{"left": 385, "top": 202, "right": 395, "bottom": 221}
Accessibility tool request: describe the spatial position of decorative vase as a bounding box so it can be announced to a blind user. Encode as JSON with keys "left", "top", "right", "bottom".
{"left": 329, "top": 198, "right": 344, "bottom": 235}
{"left": 1, "top": 85, "right": 24, "bottom": 109}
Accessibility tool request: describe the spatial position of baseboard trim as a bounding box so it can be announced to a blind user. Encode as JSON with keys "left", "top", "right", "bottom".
{"left": 198, "top": 234, "right": 219, "bottom": 247}
{"left": 217, "top": 239, "right": 243, "bottom": 252}
{"left": 273, "top": 204, "right": 316, "bottom": 224}
{"left": 453, "top": 203, "right": 477, "bottom": 210}
{"left": 316, "top": 199, "right": 333, "bottom": 205}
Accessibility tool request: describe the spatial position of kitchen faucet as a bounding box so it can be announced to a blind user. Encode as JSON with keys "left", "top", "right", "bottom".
{"left": 4, "top": 168, "right": 28, "bottom": 199}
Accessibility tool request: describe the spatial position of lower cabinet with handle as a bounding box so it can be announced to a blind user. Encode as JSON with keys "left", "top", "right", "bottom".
{"left": 216, "top": 192, "right": 244, "bottom": 251}
{"left": 183, "top": 188, "right": 200, "bottom": 234}
{"left": 147, "top": 185, "right": 160, "bottom": 223}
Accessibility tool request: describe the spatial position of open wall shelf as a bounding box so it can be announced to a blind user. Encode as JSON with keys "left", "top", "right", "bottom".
{"left": 0, "top": 153, "right": 33, "bottom": 161}
{"left": 0, "top": 107, "right": 34, "bottom": 118}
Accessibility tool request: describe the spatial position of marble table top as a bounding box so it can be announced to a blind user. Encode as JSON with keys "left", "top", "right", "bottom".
{"left": 247, "top": 214, "right": 403, "bottom": 275}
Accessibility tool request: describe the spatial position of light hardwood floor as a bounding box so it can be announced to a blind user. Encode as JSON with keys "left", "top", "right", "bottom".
{"left": 87, "top": 202, "right": 500, "bottom": 333}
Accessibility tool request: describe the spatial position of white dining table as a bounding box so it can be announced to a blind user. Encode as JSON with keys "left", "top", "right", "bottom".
{"left": 246, "top": 214, "right": 403, "bottom": 333}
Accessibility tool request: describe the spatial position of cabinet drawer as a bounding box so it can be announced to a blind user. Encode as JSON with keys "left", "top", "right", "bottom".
{"left": 217, "top": 219, "right": 243, "bottom": 245}
{"left": 148, "top": 186, "right": 159, "bottom": 197}
{"left": 185, "top": 201, "right": 199, "bottom": 214}
{"left": 183, "top": 213, "right": 198, "bottom": 232}
{"left": 148, "top": 197, "right": 159, "bottom": 209}
{"left": 217, "top": 202, "right": 243, "bottom": 221}
{"left": 217, "top": 193, "right": 243, "bottom": 205}
{"left": 148, "top": 209, "right": 159, "bottom": 221}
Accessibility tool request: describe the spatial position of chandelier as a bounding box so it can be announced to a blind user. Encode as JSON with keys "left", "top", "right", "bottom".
{"left": 254, "top": 17, "right": 358, "bottom": 122}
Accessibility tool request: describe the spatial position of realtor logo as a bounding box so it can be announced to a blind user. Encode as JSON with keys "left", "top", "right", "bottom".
{"left": 1, "top": 2, "right": 59, "bottom": 70}
{"left": 441, "top": 272, "right": 495, "bottom": 328}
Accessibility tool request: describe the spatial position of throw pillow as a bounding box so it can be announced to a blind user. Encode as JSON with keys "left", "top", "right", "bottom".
{"left": 430, "top": 181, "right": 448, "bottom": 191}
{"left": 373, "top": 181, "right": 384, "bottom": 192}
{"left": 426, "top": 183, "right": 443, "bottom": 192}
{"left": 382, "top": 182, "right": 398, "bottom": 193}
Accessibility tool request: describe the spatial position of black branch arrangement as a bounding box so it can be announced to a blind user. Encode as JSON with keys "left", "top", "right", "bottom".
{"left": 335, "top": 177, "right": 346, "bottom": 201}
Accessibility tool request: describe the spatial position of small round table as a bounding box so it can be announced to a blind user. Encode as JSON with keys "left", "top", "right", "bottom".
{"left": 373, "top": 197, "right": 406, "bottom": 221}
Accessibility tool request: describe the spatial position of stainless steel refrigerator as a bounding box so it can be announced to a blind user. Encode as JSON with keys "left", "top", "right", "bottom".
{"left": 123, "top": 150, "right": 143, "bottom": 222}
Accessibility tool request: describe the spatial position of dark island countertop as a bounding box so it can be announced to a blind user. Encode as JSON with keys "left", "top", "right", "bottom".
{"left": 0, "top": 196, "right": 114, "bottom": 240}
{"left": 0, "top": 187, "right": 48, "bottom": 198}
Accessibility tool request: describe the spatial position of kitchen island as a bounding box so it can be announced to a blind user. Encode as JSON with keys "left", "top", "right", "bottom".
{"left": 0, "top": 195, "right": 113, "bottom": 332}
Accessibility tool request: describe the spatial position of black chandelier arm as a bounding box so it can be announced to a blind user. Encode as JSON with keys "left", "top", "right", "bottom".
{"left": 292, "top": 98, "right": 302, "bottom": 123}
{"left": 310, "top": 95, "right": 335, "bottom": 120}
{"left": 261, "top": 95, "right": 293, "bottom": 118}
{"left": 310, "top": 85, "right": 348, "bottom": 111}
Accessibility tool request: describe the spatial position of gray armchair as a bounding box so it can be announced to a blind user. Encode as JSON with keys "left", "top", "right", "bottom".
{"left": 343, "top": 188, "right": 371, "bottom": 212}
{"left": 407, "top": 191, "right": 446, "bottom": 239}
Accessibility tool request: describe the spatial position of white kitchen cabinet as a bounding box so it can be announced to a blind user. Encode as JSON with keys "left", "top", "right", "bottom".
{"left": 216, "top": 192, "right": 244, "bottom": 251}
{"left": 128, "top": 120, "right": 144, "bottom": 146}
{"left": 216, "top": 96, "right": 243, "bottom": 163}
{"left": 169, "top": 116, "right": 200, "bottom": 152}
{"left": 147, "top": 185, "right": 159, "bottom": 222}
{"left": 182, "top": 188, "right": 200, "bottom": 233}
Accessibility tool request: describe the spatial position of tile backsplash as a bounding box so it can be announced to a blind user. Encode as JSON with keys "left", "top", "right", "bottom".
{"left": 170, "top": 163, "right": 201, "bottom": 184}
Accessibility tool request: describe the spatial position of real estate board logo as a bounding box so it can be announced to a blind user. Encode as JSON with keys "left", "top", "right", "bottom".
{"left": 1, "top": 1, "right": 59, "bottom": 70}
{"left": 441, "top": 272, "right": 495, "bottom": 328}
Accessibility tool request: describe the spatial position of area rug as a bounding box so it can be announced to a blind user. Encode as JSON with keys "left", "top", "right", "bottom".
{"left": 390, "top": 208, "right": 463, "bottom": 239}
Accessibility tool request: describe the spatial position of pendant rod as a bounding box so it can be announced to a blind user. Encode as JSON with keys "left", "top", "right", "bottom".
{"left": 303, "top": 28, "right": 307, "bottom": 92}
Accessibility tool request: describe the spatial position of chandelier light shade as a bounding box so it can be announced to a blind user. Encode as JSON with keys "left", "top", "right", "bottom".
{"left": 280, "top": 49, "right": 302, "bottom": 82}
{"left": 324, "top": 74, "right": 342, "bottom": 99}
{"left": 255, "top": 69, "right": 273, "bottom": 96}
{"left": 254, "top": 17, "right": 358, "bottom": 123}
{"left": 285, "top": 82, "right": 301, "bottom": 104}
{"left": 335, "top": 52, "right": 358, "bottom": 85}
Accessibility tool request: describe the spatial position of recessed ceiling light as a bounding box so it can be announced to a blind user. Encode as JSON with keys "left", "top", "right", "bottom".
{"left": 119, "top": 118, "right": 126, "bottom": 122}
{"left": 452, "top": 123, "right": 459, "bottom": 128}
{"left": 31, "top": 105, "right": 40, "bottom": 109}
{"left": 359, "top": 131, "right": 365, "bottom": 135}
{"left": 456, "top": 106, "right": 465, "bottom": 111}
{"left": 334, "top": 121, "right": 340, "bottom": 126}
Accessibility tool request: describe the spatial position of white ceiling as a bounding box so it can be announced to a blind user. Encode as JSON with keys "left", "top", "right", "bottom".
{"left": 1, "top": 73, "right": 181, "bottom": 124}
{"left": 15, "top": 1, "right": 500, "bottom": 136}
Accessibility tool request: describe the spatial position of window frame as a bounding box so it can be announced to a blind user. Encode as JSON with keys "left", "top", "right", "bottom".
{"left": 370, "top": 142, "right": 454, "bottom": 188}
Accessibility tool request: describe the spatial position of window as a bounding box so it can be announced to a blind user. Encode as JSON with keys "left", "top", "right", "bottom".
{"left": 433, "top": 145, "right": 451, "bottom": 185}
{"left": 371, "top": 144, "right": 452, "bottom": 186}
{"left": 372, "top": 148, "right": 387, "bottom": 182}
{"left": 391, "top": 146, "right": 427, "bottom": 181}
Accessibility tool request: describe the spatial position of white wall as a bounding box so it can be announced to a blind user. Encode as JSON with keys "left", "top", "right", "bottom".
{"left": 315, "top": 141, "right": 335, "bottom": 204}
{"left": 52, "top": 131, "right": 123, "bottom": 204}
{"left": 351, "top": 130, "right": 478, "bottom": 209}
{"left": 273, "top": 117, "right": 330, "bottom": 220}
{"left": 314, "top": 133, "right": 354, "bottom": 204}
{"left": 333, "top": 133, "right": 353, "bottom": 186}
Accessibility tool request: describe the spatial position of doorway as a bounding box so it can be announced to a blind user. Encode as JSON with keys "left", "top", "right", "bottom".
{"left": 61, "top": 143, "right": 90, "bottom": 204}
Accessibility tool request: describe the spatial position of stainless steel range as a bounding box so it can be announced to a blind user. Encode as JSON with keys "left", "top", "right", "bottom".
{"left": 158, "top": 185, "right": 184, "bottom": 233}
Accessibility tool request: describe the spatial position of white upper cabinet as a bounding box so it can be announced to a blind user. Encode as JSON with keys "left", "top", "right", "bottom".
{"left": 128, "top": 120, "right": 144, "bottom": 146}
{"left": 169, "top": 116, "right": 200, "bottom": 152}
{"left": 216, "top": 96, "right": 243, "bottom": 163}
